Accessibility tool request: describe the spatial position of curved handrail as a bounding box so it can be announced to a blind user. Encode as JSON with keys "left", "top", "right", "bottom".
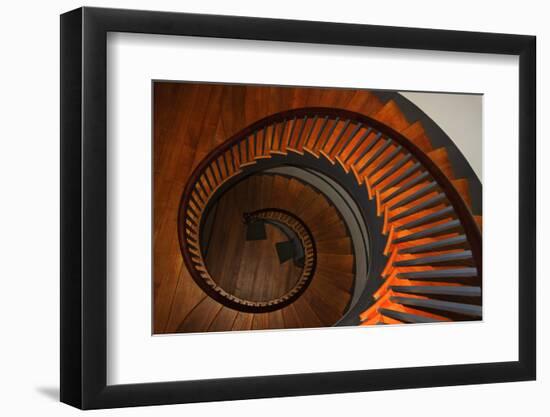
{"left": 183, "top": 206, "right": 316, "bottom": 312}
{"left": 178, "top": 107, "right": 482, "bottom": 314}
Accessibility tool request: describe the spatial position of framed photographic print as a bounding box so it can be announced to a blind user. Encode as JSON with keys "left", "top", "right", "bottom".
{"left": 60, "top": 6, "right": 536, "bottom": 409}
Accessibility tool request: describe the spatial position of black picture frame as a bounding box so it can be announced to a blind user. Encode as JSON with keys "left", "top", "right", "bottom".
{"left": 60, "top": 6, "right": 536, "bottom": 410}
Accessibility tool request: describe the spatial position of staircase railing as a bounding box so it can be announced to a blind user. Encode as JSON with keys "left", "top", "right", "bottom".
{"left": 184, "top": 205, "right": 316, "bottom": 312}
{"left": 178, "top": 107, "right": 482, "bottom": 315}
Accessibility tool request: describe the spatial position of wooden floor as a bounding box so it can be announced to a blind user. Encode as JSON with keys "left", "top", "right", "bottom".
{"left": 153, "top": 82, "right": 381, "bottom": 333}
{"left": 204, "top": 175, "right": 303, "bottom": 301}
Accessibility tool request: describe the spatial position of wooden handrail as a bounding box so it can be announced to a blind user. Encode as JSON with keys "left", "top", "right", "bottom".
{"left": 178, "top": 107, "right": 482, "bottom": 314}
{"left": 182, "top": 205, "right": 317, "bottom": 312}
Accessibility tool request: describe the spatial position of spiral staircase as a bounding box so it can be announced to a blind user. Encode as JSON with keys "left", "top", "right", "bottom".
{"left": 154, "top": 84, "right": 482, "bottom": 333}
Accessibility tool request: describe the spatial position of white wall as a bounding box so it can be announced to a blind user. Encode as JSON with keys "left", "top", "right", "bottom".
{"left": 0, "top": 0, "right": 545, "bottom": 415}
{"left": 402, "top": 92, "right": 483, "bottom": 180}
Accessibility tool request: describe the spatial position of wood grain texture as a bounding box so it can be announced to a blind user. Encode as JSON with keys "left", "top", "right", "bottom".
{"left": 154, "top": 81, "right": 476, "bottom": 333}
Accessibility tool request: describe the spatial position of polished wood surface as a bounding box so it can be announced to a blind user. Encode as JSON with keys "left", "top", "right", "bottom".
{"left": 154, "top": 81, "right": 479, "bottom": 332}
{"left": 204, "top": 176, "right": 304, "bottom": 302}
{"left": 154, "top": 83, "right": 383, "bottom": 333}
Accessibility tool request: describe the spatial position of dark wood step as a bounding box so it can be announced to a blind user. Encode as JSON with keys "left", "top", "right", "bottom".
{"left": 357, "top": 138, "right": 392, "bottom": 174}
{"left": 341, "top": 128, "right": 373, "bottom": 163}
{"left": 292, "top": 297, "right": 324, "bottom": 328}
{"left": 380, "top": 162, "right": 421, "bottom": 192}
{"left": 336, "top": 122, "right": 363, "bottom": 156}
{"left": 309, "top": 115, "right": 329, "bottom": 149}
{"left": 389, "top": 194, "right": 446, "bottom": 222}
{"left": 399, "top": 235, "right": 467, "bottom": 254}
{"left": 348, "top": 131, "right": 382, "bottom": 164}
{"left": 391, "top": 285, "right": 481, "bottom": 297}
{"left": 304, "top": 115, "right": 319, "bottom": 147}
{"left": 326, "top": 119, "right": 352, "bottom": 154}
{"left": 393, "top": 211, "right": 460, "bottom": 234}
{"left": 294, "top": 115, "right": 309, "bottom": 150}
{"left": 382, "top": 171, "right": 430, "bottom": 204}
{"left": 371, "top": 154, "right": 412, "bottom": 187}
{"left": 369, "top": 145, "right": 403, "bottom": 174}
{"left": 378, "top": 308, "right": 444, "bottom": 324}
{"left": 320, "top": 117, "right": 340, "bottom": 149}
{"left": 397, "top": 267, "right": 477, "bottom": 280}
{"left": 390, "top": 296, "right": 482, "bottom": 317}
{"left": 389, "top": 181, "right": 438, "bottom": 210}
{"left": 393, "top": 250, "right": 473, "bottom": 267}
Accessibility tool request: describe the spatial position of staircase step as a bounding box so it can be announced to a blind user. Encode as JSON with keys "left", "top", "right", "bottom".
{"left": 369, "top": 145, "right": 403, "bottom": 174}
{"left": 452, "top": 178, "right": 473, "bottom": 210}
{"left": 316, "top": 237, "right": 353, "bottom": 254}
{"left": 315, "top": 266, "right": 354, "bottom": 293}
{"left": 232, "top": 312, "right": 255, "bottom": 331}
{"left": 282, "top": 116, "right": 298, "bottom": 151}
{"left": 378, "top": 308, "right": 444, "bottom": 324}
{"left": 293, "top": 116, "right": 310, "bottom": 152}
{"left": 252, "top": 313, "right": 270, "bottom": 330}
{"left": 389, "top": 194, "right": 446, "bottom": 222}
{"left": 303, "top": 289, "right": 342, "bottom": 325}
{"left": 474, "top": 215, "right": 483, "bottom": 231}
{"left": 393, "top": 219, "right": 461, "bottom": 243}
{"left": 371, "top": 154, "right": 413, "bottom": 187}
{"left": 319, "top": 117, "right": 340, "bottom": 149}
{"left": 380, "top": 162, "right": 422, "bottom": 192}
{"left": 347, "top": 90, "right": 385, "bottom": 116}
{"left": 346, "top": 131, "right": 382, "bottom": 164}
{"left": 428, "top": 147, "right": 454, "bottom": 179}
{"left": 389, "top": 181, "right": 438, "bottom": 210}
{"left": 393, "top": 250, "right": 473, "bottom": 267}
{"left": 208, "top": 307, "right": 239, "bottom": 332}
{"left": 391, "top": 285, "right": 481, "bottom": 297}
{"left": 397, "top": 267, "right": 477, "bottom": 280}
{"left": 326, "top": 119, "right": 352, "bottom": 154}
{"left": 308, "top": 115, "right": 329, "bottom": 150}
{"left": 372, "top": 100, "right": 410, "bottom": 132}
{"left": 398, "top": 235, "right": 468, "bottom": 254}
{"left": 341, "top": 128, "right": 374, "bottom": 163}
{"left": 281, "top": 304, "right": 301, "bottom": 329}
{"left": 390, "top": 296, "right": 482, "bottom": 317}
{"left": 292, "top": 297, "right": 324, "bottom": 328}
{"left": 177, "top": 297, "right": 223, "bottom": 333}
{"left": 395, "top": 206, "right": 455, "bottom": 231}
{"left": 356, "top": 138, "right": 392, "bottom": 174}
{"left": 303, "top": 115, "right": 319, "bottom": 149}
{"left": 382, "top": 172, "right": 430, "bottom": 204}
{"left": 317, "top": 253, "right": 354, "bottom": 272}
{"left": 401, "top": 120, "right": 433, "bottom": 153}
{"left": 267, "top": 310, "right": 285, "bottom": 329}
{"left": 335, "top": 122, "right": 363, "bottom": 156}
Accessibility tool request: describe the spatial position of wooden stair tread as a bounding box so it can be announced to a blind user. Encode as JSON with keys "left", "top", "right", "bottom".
{"left": 401, "top": 120, "right": 433, "bottom": 153}
{"left": 307, "top": 278, "right": 351, "bottom": 314}
{"left": 252, "top": 313, "right": 270, "bottom": 330}
{"left": 162, "top": 268, "right": 207, "bottom": 334}
{"left": 281, "top": 303, "right": 302, "bottom": 329}
{"left": 474, "top": 215, "right": 482, "bottom": 231}
{"left": 317, "top": 253, "right": 354, "bottom": 272}
{"left": 208, "top": 307, "right": 239, "bottom": 332}
{"left": 292, "top": 297, "right": 324, "bottom": 328}
{"left": 451, "top": 178, "right": 473, "bottom": 210}
{"left": 177, "top": 296, "right": 223, "bottom": 333}
{"left": 427, "top": 147, "right": 455, "bottom": 179}
{"left": 303, "top": 288, "right": 343, "bottom": 325}
{"left": 316, "top": 237, "right": 353, "bottom": 254}
{"left": 372, "top": 100, "right": 411, "bottom": 132}
{"left": 347, "top": 90, "right": 385, "bottom": 116}
{"left": 232, "top": 312, "right": 255, "bottom": 331}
